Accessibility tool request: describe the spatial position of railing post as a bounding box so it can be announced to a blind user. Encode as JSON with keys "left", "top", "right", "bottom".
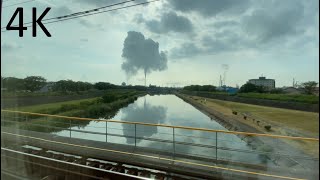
{"left": 69, "top": 119, "right": 71, "bottom": 138}
{"left": 134, "top": 124, "right": 137, "bottom": 147}
{"left": 1, "top": 112, "right": 4, "bottom": 126}
{"left": 216, "top": 132, "right": 218, "bottom": 160}
{"left": 106, "top": 121, "right": 108, "bottom": 143}
{"left": 24, "top": 114, "right": 28, "bottom": 129}
{"left": 173, "top": 127, "right": 175, "bottom": 158}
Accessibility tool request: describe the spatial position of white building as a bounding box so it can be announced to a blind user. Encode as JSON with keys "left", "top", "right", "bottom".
{"left": 248, "top": 76, "right": 275, "bottom": 90}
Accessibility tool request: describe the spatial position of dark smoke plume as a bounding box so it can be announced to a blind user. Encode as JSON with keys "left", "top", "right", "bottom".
{"left": 121, "top": 31, "right": 168, "bottom": 85}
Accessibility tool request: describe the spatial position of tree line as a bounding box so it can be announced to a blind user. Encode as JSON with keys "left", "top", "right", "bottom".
{"left": 183, "top": 81, "right": 318, "bottom": 95}
{"left": 1, "top": 76, "right": 148, "bottom": 93}
{"left": 239, "top": 81, "right": 318, "bottom": 95}
{"left": 1, "top": 76, "right": 46, "bottom": 92}
{"left": 183, "top": 85, "right": 217, "bottom": 92}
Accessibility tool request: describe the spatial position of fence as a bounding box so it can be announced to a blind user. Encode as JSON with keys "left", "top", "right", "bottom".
{"left": 1, "top": 109, "right": 319, "bottom": 179}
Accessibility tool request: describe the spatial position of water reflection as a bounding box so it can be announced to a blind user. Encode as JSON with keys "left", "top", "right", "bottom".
{"left": 121, "top": 98, "right": 167, "bottom": 144}
{"left": 53, "top": 95, "right": 276, "bottom": 167}
{"left": 14, "top": 117, "right": 91, "bottom": 134}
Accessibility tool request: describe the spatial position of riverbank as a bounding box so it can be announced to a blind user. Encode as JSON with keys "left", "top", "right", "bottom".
{"left": 180, "top": 90, "right": 319, "bottom": 112}
{"left": 176, "top": 93, "right": 319, "bottom": 160}
{"left": 2, "top": 90, "right": 146, "bottom": 133}
{"left": 1, "top": 90, "right": 106, "bottom": 109}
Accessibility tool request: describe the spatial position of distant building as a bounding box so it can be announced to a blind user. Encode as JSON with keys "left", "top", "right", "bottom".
{"left": 225, "top": 87, "right": 239, "bottom": 94}
{"left": 248, "top": 76, "right": 275, "bottom": 90}
{"left": 217, "top": 85, "right": 239, "bottom": 94}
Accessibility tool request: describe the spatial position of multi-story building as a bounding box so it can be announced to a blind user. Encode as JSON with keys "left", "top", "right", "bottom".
{"left": 248, "top": 76, "right": 275, "bottom": 90}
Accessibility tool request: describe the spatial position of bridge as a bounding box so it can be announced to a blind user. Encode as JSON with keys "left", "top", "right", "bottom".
{"left": 1, "top": 110, "right": 319, "bottom": 180}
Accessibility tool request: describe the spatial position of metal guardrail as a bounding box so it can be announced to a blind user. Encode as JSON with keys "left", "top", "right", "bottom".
{"left": 1, "top": 118, "right": 318, "bottom": 161}
{"left": 1, "top": 132, "right": 309, "bottom": 180}
{"left": 2, "top": 109, "right": 319, "bottom": 141}
{"left": 1, "top": 109, "right": 319, "bottom": 180}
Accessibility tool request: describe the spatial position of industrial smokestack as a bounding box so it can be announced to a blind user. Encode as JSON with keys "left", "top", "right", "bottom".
{"left": 221, "top": 64, "right": 229, "bottom": 86}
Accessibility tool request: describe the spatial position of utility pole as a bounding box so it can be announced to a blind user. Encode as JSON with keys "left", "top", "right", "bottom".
{"left": 293, "top": 78, "right": 295, "bottom": 87}
{"left": 1, "top": 0, "right": 2, "bottom": 25}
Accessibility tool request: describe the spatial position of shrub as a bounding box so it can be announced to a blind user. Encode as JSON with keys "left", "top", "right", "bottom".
{"left": 264, "top": 125, "right": 271, "bottom": 131}
{"left": 243, "top": 116, "right": 247, "bottom": 120}
{"left": 102, "top": 94, "right": 118, "bottom": 103}
{"left": 60, "top": 104, "right": 79, "bottom": 111}
{"left": 256, "top": 120, "right": 260, "bottom": 126}
{"left": 232, "top": 111, "right": 238, "bottom": 115}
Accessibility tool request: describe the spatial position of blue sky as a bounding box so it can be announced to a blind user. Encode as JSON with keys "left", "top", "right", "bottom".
{"left": 1, "top": 0, "right": 319, "bottom": 87}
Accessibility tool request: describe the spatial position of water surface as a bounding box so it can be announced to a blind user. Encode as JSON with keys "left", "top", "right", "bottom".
{"left": 55, "top": 94, "right": 273, "bottom": 165}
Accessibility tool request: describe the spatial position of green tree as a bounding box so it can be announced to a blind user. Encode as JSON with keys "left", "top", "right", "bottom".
{"left": 2, "top": 77, "right": 25, "bottom": 91}
{"left": 239, "top": 83, "right": 266, "bottom": 93}
{"left": 94, "top": 82, "right": 117, "bottom": 90}
{"left": 24, "top": 76, "right": 46, "bottom": 92}
{"left": 183, "top": 85, "right": 216, "bottom": 92}
{"left": 300, "top": 81, "right": 318, "bottom": 95}
{"left": 52, "top": 80, "right": 93, "bottom": 92}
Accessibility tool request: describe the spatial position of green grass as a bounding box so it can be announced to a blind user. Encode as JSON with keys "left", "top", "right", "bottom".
{"left": 3, "top": 90, "right": 145, "bottom": 133}
{"left": 7, "top": 98, "right": 99, "bottom": 114}
{"left": 5, "top": 89, "right": 145, "bottom": 119}
{"left": 208, "top": 99, "right": 319, "bottom": 136}
{"left": 1, "top": 91, "right": 93, "bottom": 97}
{"left": 237, "top": 93, "right": 319, "bottom": 104}
{"left": 182, "top": 90, "right": 319, "bottom": 104}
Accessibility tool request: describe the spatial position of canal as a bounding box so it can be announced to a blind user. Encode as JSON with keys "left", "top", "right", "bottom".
{"left": 54, "top": 94, "right": 275, "bottom": 166}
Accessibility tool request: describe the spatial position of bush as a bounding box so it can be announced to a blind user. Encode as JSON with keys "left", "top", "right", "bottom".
{"left": 264, "top": 125, "right": 271, "bottom": 131}
{"left": 102, "top": 94, "right": 119, "bottom": 103}
{"left": 232, "top": 111, "right": 238, "bottom": 115}
{"left": 60, "top": 104, "right": 79, "bottom": 111}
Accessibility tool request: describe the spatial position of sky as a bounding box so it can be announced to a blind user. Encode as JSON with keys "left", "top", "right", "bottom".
{"left": 1, "top": 0, "right": 319, "bottom": 88}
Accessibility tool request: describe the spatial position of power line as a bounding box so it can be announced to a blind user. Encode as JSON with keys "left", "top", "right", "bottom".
{"left": 1, "top": 0, "right": 136, "bottom": 29}
{"left": 2, "top": 0, "right": 20, "bottom": 2}
{"left": 3, "top": 0, "right": 35, "bottom": 8}
{"left": 42, "top": 0, "right": 160, "bottom": 25}
{"left": 3, "top": 0, "right": 25, "bottom": 2}
{"left": 1, "top": 0, "right": 160, "bottom": 32}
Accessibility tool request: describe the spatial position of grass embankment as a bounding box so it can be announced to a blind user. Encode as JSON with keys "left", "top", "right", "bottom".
{"left": 182, "top": 94, "right": 319, "bottom": 157}
{"left": 2, "top": 90, "right": 96, "bottom": 98}
{"left": 207, "top": 99, "right": 319, "bottom": 136}
{"left": 237, "top": 93, "right": 319, "bottom": 104}
{"left": 3, "top": 90, "right": 145, "bottom": 133}
{"left": 181, "top": 90, "right": 319, "bottom": 104}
